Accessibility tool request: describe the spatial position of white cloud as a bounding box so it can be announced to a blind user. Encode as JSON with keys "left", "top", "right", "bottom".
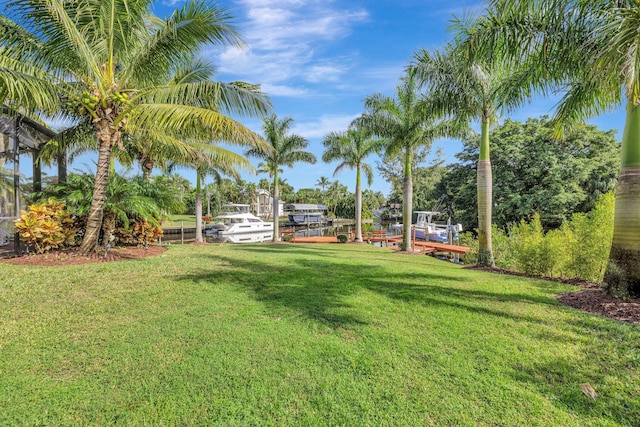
{"left": 161, "top": 0, "right": 184, "bottom": 6}
{"left": 261, "top": 83, "right": 309, "bottom": 97}
{"left": 210, "top": 0, "right": 369, "bottom": 91}
{"left": 291, "top": 113, "right": 360, "bottom": 139}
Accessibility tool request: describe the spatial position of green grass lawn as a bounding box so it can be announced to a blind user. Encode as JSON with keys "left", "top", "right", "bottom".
{"left": 163, "top": 214, "right": 197, "bottom": 227}
{"left": 1, "top": 244, "right": 638, "bottom": 426}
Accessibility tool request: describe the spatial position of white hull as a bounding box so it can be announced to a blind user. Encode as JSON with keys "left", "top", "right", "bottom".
{"left": 220, "top": 231, "right": 273, "bottom": 243}
{"left": 204, "top": 204, "right": 273, "bottom": 238}
{"left": 218, "top": 222, "right": 273, "bottom": 235}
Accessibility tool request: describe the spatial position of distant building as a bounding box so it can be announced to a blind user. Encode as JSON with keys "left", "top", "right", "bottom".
{"left": 252, "top": 189, "right": 285, "bottom": 219}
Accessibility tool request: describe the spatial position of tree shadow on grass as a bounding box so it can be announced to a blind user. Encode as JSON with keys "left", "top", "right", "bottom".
{"left": 178, "top": 250, "right": 566, "bottom": 328}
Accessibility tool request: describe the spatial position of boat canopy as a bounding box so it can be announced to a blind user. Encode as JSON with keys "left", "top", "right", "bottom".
{"left": 283, "top": 203, "right": 327, "bottom": 212}
{"left": 220, "top": 203, "right": 251, "bottom": 213}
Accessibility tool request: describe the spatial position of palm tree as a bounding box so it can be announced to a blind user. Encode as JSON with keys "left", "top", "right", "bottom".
{"left": 461, "top": 0, "right": 639, "bottom": 294}
{"left": 316, "top": 176, "right": 331, "bottom": 192}
{"left": 322, "top": 126, "right": 383, "bottom": 242}
{"left": 360, "top": 69, "right": 465, "bottom": 251}
{"left": 412, "top": 43, "right": 533, "bottom": 266}
{"left": 1, "top": 0, "right": 270, "bottom": 254}
{"left": 326, "top": 181, "right": 349, "bottom": 216}
{"left": 42, "top": 172, "right": 166, "bottom": 245}
{"left": 255, "top": 160, "right": 283, "bottom": 217}
{"left": 246, "top": 115, "right": 316, "bottom": 241}
{"left": 193, "top": 150, "right": 253, "bottom": 242}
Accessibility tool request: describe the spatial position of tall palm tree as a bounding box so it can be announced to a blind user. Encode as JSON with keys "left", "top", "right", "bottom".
{"left": 412, "top": 43, "right": 533, "bottom": 266}
{"left": 360, "top": 69, "right": 465, "bottom": 251}
{"left": 461, "top": 0, "right": 639, "bottom": 294}
{"left": 322, "top": 126, "right": 383, "bottom": 242}
{"left": 246, "top": 115, "right": 316, "bottom": 241}
{"left": 0, "top": 0, "right": 270, "bottom": 254}
{"left": 316, "top": 176, "right": 331, "bottom": 192}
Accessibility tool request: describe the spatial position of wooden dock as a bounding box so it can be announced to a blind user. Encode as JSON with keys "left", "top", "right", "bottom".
{"left": 288, "top": 233, "right": 469, "bottom": 255}
{"left": 291, "top": 236, "right": 341, "bottom": 243}
{"left": 412, "top": 240, "right": 470, "bottom": 254}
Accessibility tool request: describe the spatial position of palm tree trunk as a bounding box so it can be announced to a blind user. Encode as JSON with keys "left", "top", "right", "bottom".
{"left": 0, "top": 134, "right": 7, "bottom": 214}
{"left": 402, "top": 148, "right": 413, "bottom": 251}
{"left": 273, "top": 171, "right": 279, "bottom": 242}
{"left": 195, "top": 170, "right": 204, "bottom": 243}
{"left": 354, "top": 166, "right": 363, "bottom": 242}
{"left": 477, "top": 119, "right": 495, "bottom": 267}
{"left": 141, "top": 157, "right": 154, "bottom": 181}
{"left": 79, "top": 132, "right": 113, "bottom": 255}
{"left": 604, "top": 102, "right": 640, "bottom": 298}
{"left": 195, "top": 171, "right": 203, "bottom": 243}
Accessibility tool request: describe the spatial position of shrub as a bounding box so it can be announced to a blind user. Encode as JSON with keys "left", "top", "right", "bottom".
{"left": 281, "top": 234, "right": 293, "bottom": 242}
{"left": 510, "top": 213, "right": 557, "bottom": 276}
{"left": 452, "top": 192, "right": 614, "bottom": 283}
{"left": 458, "top": 231, "right": 478, "bottom": 264}
{"left": 114, "top": 218, "right": 163, "bottom": 246}
{"left": 13, "top": 199, "right": 76, "bottom": 253}
{"left": 459, "top": 225, "right": 515, "bottom": 268}
{"left": 337, "top": 234, "right": 349, "bottom": 243}
{"left": 566, "top": 192, "right": 614, "bottom": 282}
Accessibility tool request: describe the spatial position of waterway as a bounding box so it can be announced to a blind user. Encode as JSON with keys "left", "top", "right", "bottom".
{"left": 160, "top": 221, "right": 397, "bottom": 244}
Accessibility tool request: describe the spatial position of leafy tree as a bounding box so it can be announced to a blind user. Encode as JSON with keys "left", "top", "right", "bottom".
{"left": 438, "top": 117, "right": 620, "bottom": 231}
{"left": 322, "top": 126, "right": 383, "bottom": 242}
{"left": 463, "top": 0, "right": 640, "bottom": 295}
{"left": 360, "top": 69, "right": 463, "bottom": 250}
{"left": 246, "top": 115, "right": 316, "bottom": 241}
{"left": 292, "top": 188, "right": 322, "bottom": 204}
{"left": 378, "top": 148, "right": 447, "bottom": 212}
{"left": 325, "top": 181, "right": 349, "bottom": 217}
{"left": 1, "top": 0, "right": 269, "bottom": 254}
{"left": 334, "top": 189, "right": 386, "bottom": 221}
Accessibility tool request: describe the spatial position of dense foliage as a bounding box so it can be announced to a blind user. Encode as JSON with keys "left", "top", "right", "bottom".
{"left": 438, "top": 117, "right": 620, "bottom": 231}
{"left": 461, "top": 192, "right": 615, "bottom": 282}
{"left": 37, "top": 173, "right": 181, "bottom": 246}
{"left": 377, "top": 148, "right": 447, "bottom": 211}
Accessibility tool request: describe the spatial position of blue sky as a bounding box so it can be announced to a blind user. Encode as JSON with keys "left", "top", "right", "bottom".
{"left": 60, "top": 0, "right": 627, "bottom": 196}
{"left": 163, "top": 0, "right": 489, "bottom": 195}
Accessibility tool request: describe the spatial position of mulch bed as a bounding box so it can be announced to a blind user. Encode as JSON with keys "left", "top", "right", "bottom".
{"left": 0, "top": 245, "right": 166, "bottom": 266}
{"left": 465, "top": 265, "right": 640, "bottom": 325}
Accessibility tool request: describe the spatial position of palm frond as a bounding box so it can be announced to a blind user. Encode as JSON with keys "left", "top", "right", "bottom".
{"left": 123, "top": 0, "right": 242, "bottom": 87}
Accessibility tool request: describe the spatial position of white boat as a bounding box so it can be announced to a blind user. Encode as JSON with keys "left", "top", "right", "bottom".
{"left": 219, "top": 231, "right": 273, "bottom": 243}
{"left": 205, "top": 204, "right": 274, "bottom": 236}
{"left": 413, "top": 211, "right": 462, "bottom": 243}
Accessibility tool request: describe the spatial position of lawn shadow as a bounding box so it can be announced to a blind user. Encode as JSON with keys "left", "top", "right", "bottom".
{"left": 178, "top": 247, "right": 568, "bottom": 328}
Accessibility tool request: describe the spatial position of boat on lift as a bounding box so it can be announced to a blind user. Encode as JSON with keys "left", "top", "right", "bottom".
{"left": 284, "top": 203, "right": 327, "bottom": 226}
{"left": 413, "top": 211, "right": 462, "bottom": 243}
{"left": 204, "top": 204, "right": 274, "bottom": 236}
